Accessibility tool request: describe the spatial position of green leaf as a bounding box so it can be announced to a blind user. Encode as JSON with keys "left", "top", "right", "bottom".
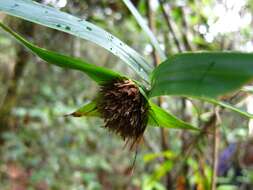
{"left": 143, "top": 151, "right": 175, "bottom": 163}
{"left": 0, "top": 0, "right": 153, "bottom": 82}
{"left": 148, "top": 160, "right": 174, "bottom": 185}
{"left": 67, "top": 101, "right": 100, "bottom": 117}
{"left": 0, "top": 22, "right": 121, "bottom": 85}
{"left": 150, "top": 52, "right": 253, "bottom": 98}
{"left": 122, "top": 0, "right": 166, "bottom": 60}
{"left": 217, "top": 185, "right": 238, "bottom": 190}
{"left": 202, "top": 97, "right": 253, "bottom": 118}
{"left": 148, "top": 102, "right": 199, "bottom": 131}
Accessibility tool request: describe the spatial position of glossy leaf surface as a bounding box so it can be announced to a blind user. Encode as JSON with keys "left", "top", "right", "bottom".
{"left": 150, "top": 52, "right": 253, "bottom": 98}
{"left": 0, "top": 0, "right": 153, "bottom": 82}
{"left": 0, "top": 22, "right": 121, "bottom": 85}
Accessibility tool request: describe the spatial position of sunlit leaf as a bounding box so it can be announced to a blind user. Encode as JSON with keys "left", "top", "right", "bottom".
{"left": 0, "top": 0, "right": 153, "bottom": 82}
{"left": 123, "top": 0, "right": 166, "bottom": 60}
{"left": 148, "top": 160, "right": 174, "bottom": 185}
{"left": 148, "top": 102, "right": 199, "bottom": 131}
{"left": 0, "top": 22, "right": 122, "bottom": 85}
{"left": 217, "top": 185, "right": 238, "bottom": 190}
{"left": 143, "top": 151, "right": 175, "bottom": 163}
{"left": 150, "top": 52, "right": 253, "bottom": 98}
{"left": 142, "top": 175, "right": 166, "bottom": 190}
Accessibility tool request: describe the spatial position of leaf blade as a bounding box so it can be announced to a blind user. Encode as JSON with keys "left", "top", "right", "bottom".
{"left": 150, "top": 52, "right": 253, "bottom": 98}
{"left": 148, "top": 102, "right": 199, "bottom": 131}
{"left": 122, "top": 0, "right": 166, "bottom": 60}
{"left": 68, "top": 101, "right": 100, "bottom": 117}
{"left": 0, "top": 0, "right": 153, "bottom": 82}
{"left": 0, "top": 22, "right": 121, "bottom": 84}
{"left": 202, "top": 97, "right": 253, "bottom": 119}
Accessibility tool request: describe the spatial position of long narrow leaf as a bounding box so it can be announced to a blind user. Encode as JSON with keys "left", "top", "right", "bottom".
{"left": 0, "top": 22, "right": 121, "bottom": 85}
{"left": 0, "top": 0, "right": 153, "bottom": 82}
{"left": 150, "top": 52, "right": 253, "bottom": 98}
{"left": 202, "top": 98, "right": 253, "bottom": 119}
{"left": 68, "top": 101, "right": 100, "bottom": 117}
{"left": 123, "top": 0, "right": 166, "bottom": 60}
{"left": 148, "top": 102, "right": 199, "bottom": 131}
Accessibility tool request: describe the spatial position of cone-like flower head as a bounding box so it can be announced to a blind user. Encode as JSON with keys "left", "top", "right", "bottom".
{"left": 97, "top": 78, "right": 149, "bottom": 147}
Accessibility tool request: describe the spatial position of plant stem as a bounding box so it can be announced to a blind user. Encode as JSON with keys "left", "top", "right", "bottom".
{"left": 211, "top": 109, "right": 220, "bottom": 190}
{"left": 172, "top": 114, "right": 217, "bottom": 184}
{"left": 179, "top": 6, "right": 193, "bottom": 51}
{"left": 158, "top": 0, "right": 182, "bottom": 52}
{"left": 0, "top": 19, "right": 34, "bottom": 144}
{"left": 146, "top": 1, "right": 172, "bottom": 189}
{"left": 146, "top": 0, "right": 169, "bottom": 151}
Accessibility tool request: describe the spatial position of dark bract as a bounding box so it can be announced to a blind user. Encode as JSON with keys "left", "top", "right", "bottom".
{"left": 97, "top": 79, "right": 149, "bottom": 148}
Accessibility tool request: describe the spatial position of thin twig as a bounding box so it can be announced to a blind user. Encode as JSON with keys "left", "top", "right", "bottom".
{"left": 146, "top": 0, "right": 160, "bottom": 66}
{"left": 211, "top": 108, "right": 220, "bottom": 190}
{"left": 147, "top": 1, "right": 172, "bottom": 188}
{"left": 172, "top": 113, "right": 217, "bottom": 183}
{"left": 179, "top": 6, "right": 193, "bottom": 51}
{"left": 158, "top": 0, "right": 182, "bottom": 52}
{"left": 146, "top": 0, "right": 169, "bottom": 150}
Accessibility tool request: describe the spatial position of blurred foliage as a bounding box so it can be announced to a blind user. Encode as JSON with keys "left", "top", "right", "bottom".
{"left": 0, "top": 0, "right": 253, "bottom": 189}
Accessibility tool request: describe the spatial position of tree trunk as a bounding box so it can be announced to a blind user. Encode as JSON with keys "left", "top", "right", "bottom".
{"left": 0, "top": 18, "right": 34, "bottom": 144}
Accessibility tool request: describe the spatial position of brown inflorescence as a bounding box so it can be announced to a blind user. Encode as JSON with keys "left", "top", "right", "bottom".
{"left": 97, "top": 78, "right": 149, "bottom": 148}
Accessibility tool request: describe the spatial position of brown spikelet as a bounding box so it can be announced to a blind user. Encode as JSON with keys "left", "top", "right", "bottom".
{"left": 97, "top": 78, "right": 149, "bottom": 148}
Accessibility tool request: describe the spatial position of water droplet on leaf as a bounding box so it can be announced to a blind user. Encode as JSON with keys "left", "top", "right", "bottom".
{"left": 86, "top": 26, "right": 92, "bottom": 31}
